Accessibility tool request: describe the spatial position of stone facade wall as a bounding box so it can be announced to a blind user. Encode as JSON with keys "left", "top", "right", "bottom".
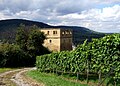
{"left": 40, "top": 28, "right": 72, "bottom": 52}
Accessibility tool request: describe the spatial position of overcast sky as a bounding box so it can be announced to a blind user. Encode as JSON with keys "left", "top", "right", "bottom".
{"left": 0, "top": 0, "right": 120, "bottom": 33}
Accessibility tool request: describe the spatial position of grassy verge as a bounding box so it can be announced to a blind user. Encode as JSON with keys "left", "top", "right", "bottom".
{"left": 0, "top": 68, "right": 14, "bottom": 73}
{"left": 26, "top": 70, "right": 88, "bottom": 86}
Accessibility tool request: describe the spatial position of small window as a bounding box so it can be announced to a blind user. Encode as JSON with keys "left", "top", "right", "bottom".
{"left": 53, "top": 31, "right": 57, "bottom": 34}
{"left": 53, "top": 31, "right": 55, "bottom": 34}
{"left": 62, "top": 31, "right": 65, "bottom": 34}
{"left": 47, "top": 31, "right": 49, "bottom": 35}
{"left": 66, "top": 31, "right": 69, "bottom": 34}
{"left": 69, "top": 31, "right": 72, "bottom": 34}
{"left": 49, "top": 40, "right": 52, "bottom": 43}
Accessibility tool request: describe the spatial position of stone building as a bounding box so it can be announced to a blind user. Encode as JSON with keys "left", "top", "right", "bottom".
{"left": 40, "top": 28, "right": 72, "bottom": 52}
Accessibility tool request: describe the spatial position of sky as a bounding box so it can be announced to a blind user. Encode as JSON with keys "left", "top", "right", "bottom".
{"left": 0, "top": 0, "right": 120, "bottom": 33}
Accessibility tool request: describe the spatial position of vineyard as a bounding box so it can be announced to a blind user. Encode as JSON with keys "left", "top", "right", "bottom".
{"left": 36, "top": 34, "right": 120, "bottom": 85}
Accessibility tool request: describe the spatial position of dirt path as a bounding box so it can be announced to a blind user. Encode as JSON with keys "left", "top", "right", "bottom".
{"left": 0, "top": 68, "right": 44, "bottom": 86}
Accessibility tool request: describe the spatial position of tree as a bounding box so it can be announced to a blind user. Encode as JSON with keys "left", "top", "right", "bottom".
{"left": 15, "top": 24, "right": 50, "bottom": 66}
{"left": 27, "top": 26, "right": 50, "bottom": 57}
{"left": 15, "top": 24, "right": 29, "bottom": 51}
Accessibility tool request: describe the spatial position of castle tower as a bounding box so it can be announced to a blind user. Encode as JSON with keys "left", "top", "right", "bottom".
{"left": 40, "top": 28, "right": 72, "bottom": 52}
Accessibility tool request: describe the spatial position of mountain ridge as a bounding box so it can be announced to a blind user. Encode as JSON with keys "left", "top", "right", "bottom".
{"left": 0, "top": 19, "right": 105, "bottom": 45}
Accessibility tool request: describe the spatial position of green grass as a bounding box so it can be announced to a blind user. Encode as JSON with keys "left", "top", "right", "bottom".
{"left": 0, "top": 68, "right": 14, "bottom": 73}
{"left": 26, "top": 70, "right": 88, "bottom": 86}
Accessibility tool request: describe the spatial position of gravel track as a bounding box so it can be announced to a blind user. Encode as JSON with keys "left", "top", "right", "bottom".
{"left": 0, "top": 68, "right": 44, "bottom": 86}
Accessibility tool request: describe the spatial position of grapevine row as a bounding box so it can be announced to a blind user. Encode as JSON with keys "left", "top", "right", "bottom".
{"left": 36, "top": 34, "right": 120, "bottom": 84}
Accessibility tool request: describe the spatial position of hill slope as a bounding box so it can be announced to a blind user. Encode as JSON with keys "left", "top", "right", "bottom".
{"left": 0, "top": 19, "right": 105, "bottom": 45}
